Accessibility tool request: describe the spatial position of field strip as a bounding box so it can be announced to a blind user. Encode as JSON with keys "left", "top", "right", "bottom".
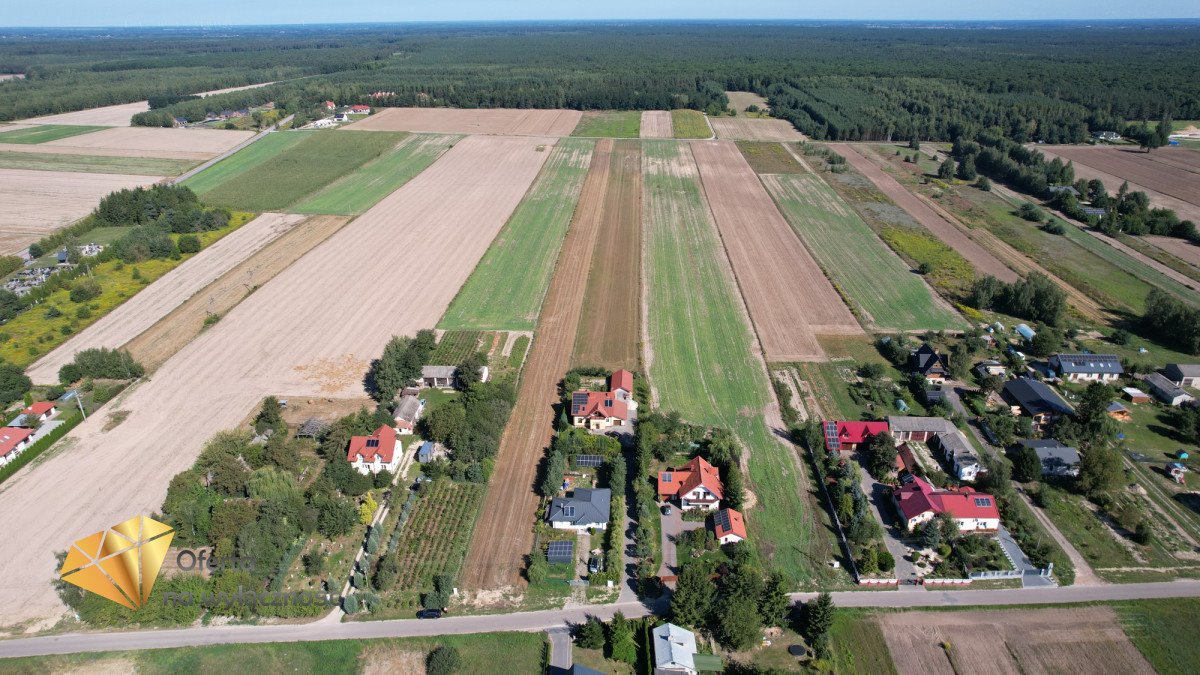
{"left": 0, "top": 135, "right": 555, "bottom": 628}
{"left": 0, "top": 141, "right": 215, "bottom": 162}
{"left": 41, "top": 126, "right": 254, "bottom": 157}
{"left": 343, "top": 107, "right": 583, "bottom": 136}
{"left": 691, "top": 140, "right": 861, "bottom": 361}
{"left": 1038, "top": 147, "right": 1200, "bottom": 226}
{"left": 1037, "top": 145, "right": 1200, "bottom": 210}
{"left": 462, "top": 139, "right": 614, "bottom": 591}
{"left": 182, "top": 130, "right": 313, "bottom": 195}
{"left": 440, "top": 137, "right": 596, "bottom": 331}
{"left": 26, "top": 213, "right": 309, "bottom": 383}
{"left": 1145, "top": 235, "right": 1200, "bottom": 268}
{"left": 0, "top": 124, "right": 106, "bottom": 144}
{"left": 639, "top": 111, "right": 672, "bottom": 138}
{"left": 0, "top": 150, "right": 195, "bottom": 176}
{"left": 761, "top": 172, "right": 965, "bottom": 331}
{"left": 19, "top": 100, "right": 150, "bottom": 126}
{"left": 709, "top": 117, "right": 806, "bottom": 141}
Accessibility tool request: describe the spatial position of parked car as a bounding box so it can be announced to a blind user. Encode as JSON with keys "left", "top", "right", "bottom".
{"left": 588, "top": 556, "right": 602, "bottom": 574}
{"left": 416, "top": 608, "right": 443, "bottom": 619}
{"left": 661, "top": 504, "right": 672, "bottom": 516}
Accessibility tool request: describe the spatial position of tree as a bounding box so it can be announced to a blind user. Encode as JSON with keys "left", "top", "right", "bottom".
{"left": 759, "top": 571, "right": 790, "bottom": 628}
{"left": 1077, "top": 444, "right": 1124, "bottom": 498}
{"left": 957, "top": 155, "right": 977, "bottom": 180}
{"left": 303, "top": 549, "right": 327, "bottom": 576}
{"left": 920, "top": 519, "right": 942, "bottom": 549}
{"left": 368, "top": 336, "right": 412, "bottom": 402}
{"left": 804, "top": 592, "right": 835, "bottom": 659}
{"left": 1018, "top": 202, "right": 1045, "bottom": 222}
{"left": 1012, "top": 445, "right": 1043, "bottom": 482}
{"left": 342, "top": 593, "right": 359, "bottom": 614}
{"left": 864, "top": 432, "right": 898, "bottom": 480}
{"left": 0, "top": 289, "right": 23, "bottom": 322}
{"left": 255, "top": 396, "right": 286, "bottom": 434}
{"left": 938, "top": 157, "right": 956, "bottom": 180}
{"left": 373, "top": 553, "right": 400, "bottom": 589}
{"left": 608, "top": 612, "right": 638, "bottom": 664}
{"left": 177, "top": 234, "right": 201, "bottom": 254}
{"left": 539, "top": 448, "right": 567, "bottom": 497}
{"left": 976, "top": 175, "right": 992, "bottom": 191}
{"left": 670, "top": 563, "right": 715, "bottom": 627}
{"left": 426, "top": 646, "right": 461, "bottom": 675}
{"left": 359, "top": 492, "right": 378, "bottom": 524}
{"left": 724, "top": 466, "right": 746, "bottom": 511}
{"left": 1030, "top": 328, "right": 1063, "bottom": 357}
{"left": 454, "top": 351, "right": 486, "bottom": 391}
{"left": 713, "top": 593, "right": 762, "bottom": 651}
{"left": 0, "top": 364, "right": 32, "bottom": 408}
{"left": 576, "top": 615, "right": 607, "bottom": 650}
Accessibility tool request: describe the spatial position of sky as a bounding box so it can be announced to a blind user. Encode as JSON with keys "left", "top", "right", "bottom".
{"left": 2, "top": 0, "right": 1198, "bottom": 27}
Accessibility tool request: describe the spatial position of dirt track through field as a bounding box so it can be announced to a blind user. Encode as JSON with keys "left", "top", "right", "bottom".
{"left": 20, "top": 101, "right": 150, "bottom": 126}
{"left": 691, "top": 140, "right": 861, "bottom": 361}
{"left": 1038, "top": 146, "right": 1200, "bottom": 225}
{"left": 42, "top": 127, "right": 253, "bottom": 158}
{"left": 573, "top": 139, "right": 641, "bottom": 370}
{"left": 462, "top": 140, "right": 613, "bottom": 591}
{"left": 639, "top": 111, "right": 672, "bottom": 138}
{"left": 709, "top": 117, "right": 805, "bottom": 141}
{"left": 345, "top": 107, "right": 582, "bottom": 137}
{"left": 0, "top": 135, "right": 554, "bottom": 628}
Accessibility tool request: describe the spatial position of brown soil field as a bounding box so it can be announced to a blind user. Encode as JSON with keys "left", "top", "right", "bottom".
{"left": 26, "top": 213, "right": 311, "bottom": 383}
{"left": 573, "top": 139, "right": 642, "bottom": 370}
{"left": 0, "top": 141, "right": 214, "bottom": 162}
{"left": 20, "top": 101, "right": 150, "bottom": 126}
{"left": 639, "top": 111, "right": 672, "bottom": 138}
{"left": 344, "top": 107, "right": 582, "bottom": 137}
{"left": 1039, "top": 145, "right": 1200, "bottom": 224}
{"left": 196, "top": 82, "right": 275, "bottom": 97}
{"left": 1144, "top": 235, "right": 1200, "bottom": 268}
{"left": 878, "top": 607, "right": 1153, "bottom": 675}
{"left": 829, "top": 144, "right": 1020, "bottom": 283}
{"left": 0, "top": 168, "right": 161, "bottom": 254}
{"left": 725, "top": 91, "right": 769, "bottom": 112}
{"left": 462, "top": 140, "right": 613, "bottom": 591}
{"left": 709, "top": 117, "right": 805, "bottom": 142}
{"left": 0, "top": 135, "right": 554, "bottom": 628}
{"left": 690, "top": 140, "right": 861, "bottom": 361}
{"left": 42, "top": 127, "right": 254, "bottom": 157}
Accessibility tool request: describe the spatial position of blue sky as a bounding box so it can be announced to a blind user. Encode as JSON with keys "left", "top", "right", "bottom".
{"left": 3, "top": 1, "right": 1198, "bottom": 27}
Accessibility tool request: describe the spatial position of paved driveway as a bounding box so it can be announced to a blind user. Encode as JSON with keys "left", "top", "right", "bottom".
{"left": 547, "top": 627, "right": 572, "bottom": 674}
{"left": 658, "top": 505, "right": 704, "bottom": 578}
{"left": 858, "top": 471, "right": 922, "bottom": 589}
{"left": 996, "top": 525, "right": 1056, "bottom": 588}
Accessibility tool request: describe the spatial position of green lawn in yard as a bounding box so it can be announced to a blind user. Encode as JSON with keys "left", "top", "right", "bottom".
{"left": 0, "top": 150, "right": 194, "bottom": 176}
{"left": 292, "top": 133, "right": 458, "bottom": 215}
{"left": 182, "top": 129, "right": 312, "bottom": 195}
{"left": 670, "top": 109, "right": 711, "bottom": 138}
{"left": 826, "top": 610, "right": 897, "bottom": 675}
{"left": 762, "top": 172, "right": 964, "bottom": 331}
{"left": 570, "top": 110, "right": 641, "bottom": 138}
{"left": 439, "top": 138, "right": 595, "bottom": 331}
{"left": 1115, "top": 598, "right": 1200, "bottom": 675}
{"left": 0, "top": 124, "right": 105, "bottom": 144}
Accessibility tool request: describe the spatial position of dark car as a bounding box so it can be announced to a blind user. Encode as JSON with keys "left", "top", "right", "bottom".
{"left": 416, "top": 608, "right": 443, "bottom": 619}
{"left": 661, "top": 504, "right": 673, "bottom": 516}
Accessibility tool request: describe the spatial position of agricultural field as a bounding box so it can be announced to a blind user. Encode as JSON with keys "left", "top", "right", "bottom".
{"left": 193, "top": 130, "right": 409, "bottom": 211}
{"left": 570, "top": 110, "right": 641, "bottom": 138}
{"left": 0, "top": 124, "right": 104, "bottom": 144}
{"left": 670, "top": 109, "right": 712, "bottom": 139}
{"left": 1117, "top": 598, "right": 1200, "bottom": 675}
{"left": 709, "top": 117, "right": 805, "bottom": 141}
{"left": 761, "top": 172, "right": 964, "bottom": 331}
{"left": 292, "top": 133, "right": 459, "bottom": 215}
{"left": 41, "top": 126, "right": 253, "bottom": 158}
{"left": 0, "top": 150, "right": 194, "bottom": 176}
{"left": 725, "top": 91, "right": 770, "bottom": 113}
{"left": 429, "top": 330, "right": 485, "bottom": 364}
{"left": 639, "top": 111, "right": 672, "bottom": 138}
{"left": 388, "top": 479, "right": 485, "bottom": 590}
{"left": 181, "top": 129, "right": 311, "bottom": 194}
{"left": 735, "top": 141, "right": 806, "bottom": 174}
{"left": 1144, "top": 235, "right": 1200, "bottom": 268}
{"left": 1038, "top": 145, "right": 1200, "bottom": 223}
{"left": 345, "top": 107, "right": 582, "bottom": 136}
{"left": 440, "top": 138, "right": 595, "bottom": 330}
{"left": 18, "top": 100, "right": 150, "bottom": 126}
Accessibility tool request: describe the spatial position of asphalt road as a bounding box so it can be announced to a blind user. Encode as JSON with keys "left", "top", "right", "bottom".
{"left": 4, "top": 581, "right": 1200, "bottom": 659}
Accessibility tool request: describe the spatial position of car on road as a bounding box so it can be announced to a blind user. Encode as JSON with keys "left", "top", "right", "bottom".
{"left": 416, "top": 609, "right": 443, "bottom": 619}
{"left": 661, "top": 504, "right": 672, "bottom": 515}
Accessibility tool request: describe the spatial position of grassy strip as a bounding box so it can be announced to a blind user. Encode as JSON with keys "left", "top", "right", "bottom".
{"left": 0, "top": 150, "right": 194, "bottom": 176}
{"left": 1115, "top": 598, "right": 1200, "bottom": 675}
{"left": 1120, "top": 234, "right": 1200, "bottom": 285}
{"left": 736, "top": 141, "right": 807, "bottom": 174}
{"left": 182, "top": 130, "right": 312, "bottom": 195}
{"left": 877, "top": 227, "right": 976, "bottom": 298}
{"left": 292, "top": 134, "right": 458, "bottom": 215}
{"left": 1057, "top": 223, "right": 1198, "bottom": 306}
{"left": 670, "top": 109, "right": 711, "bottom": 138}
{"left": 570, "top": 111, "right": 641, "bottom": 138}
{"left": 0, "top": 124, "right": 106, "bottom": 144}
{"left": 439, "top": 138, "right": 595, "bottom": 331}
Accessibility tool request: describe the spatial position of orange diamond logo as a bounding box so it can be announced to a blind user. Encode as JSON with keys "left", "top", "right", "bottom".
{"left": 59, "top": 515, "right": 174, "bottom": 609}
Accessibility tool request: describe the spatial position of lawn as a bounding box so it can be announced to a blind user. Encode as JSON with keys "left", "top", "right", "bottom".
{"left": 195, "top": 131, "right": 410, "bottom": 212}
{"left": 762, "top": 173, "right": 964, "bottom": 331}
{"left": 182, "top": 129, "right": 312, "bottom": 194}
{"left": 291, "top": 133, "right": 458, "bottom": 215}
{"left": 0, "top": 150, "right": 195, "bottom": 176}
{"left": 825, "top": 610, "right": 897, "bottom": 674}
{"left": 0, "top": 124, "right": 105, "bottom": 144}
{"left": 439, "top": 138, "right": 595, "bottom": 331}
{"left": 670, "top": 109, "right": 711, "bottom": 139}
{"left": 1115, "top": 598, "right": 1200, "bottom": 675}
{"left": 570, "top": 110, "right": 641, "bottom": 138}
{"left": 736, "top": 141, "right": 806, "bottom": 174}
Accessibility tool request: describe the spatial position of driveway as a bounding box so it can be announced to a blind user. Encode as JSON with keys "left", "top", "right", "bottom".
{"left": 658, "top": 505, "right": 703, "bottom": 578}
{"left": 857, "top": 470, "right": 922, "bottom": 589}
{"left": 547, "top": 627, "right": 572, "bottom": 674}
{"left": 996, "top": 525, "right": 1056, "bottom": 588}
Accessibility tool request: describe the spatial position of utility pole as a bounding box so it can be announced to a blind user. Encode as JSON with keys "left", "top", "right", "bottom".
{"left": 74, "top": 390, "right": 86, "bottom": 421}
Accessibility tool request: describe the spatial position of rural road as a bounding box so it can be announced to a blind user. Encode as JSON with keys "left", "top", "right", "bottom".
{"left": 4, "top": 581, "right": 1200, "bottom": 659}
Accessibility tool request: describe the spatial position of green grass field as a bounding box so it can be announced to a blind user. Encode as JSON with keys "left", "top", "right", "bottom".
{"left": 643, "top": 139, "right": 829, "bottom": 585}
{"left": 439, "top": 138, "right": 595, "bottom": 331}
{"left": 670, "top": 109, "right": 711, "bottom": 138}
{"left": 570, "top": 110, "right": 641, "bottom": 138}
{"left": 736, "top": 141, "right": 806, "bottom": 174}
{"left": 762, "top": 173, "right": 964, "bottom": 331}
{"left": 0, "top": 124, "right": 105, "bottom": 144}
{"left": 193, "top": 131, "right": 410, "bottom": 212}
{"left": 292, "top": 134, "right": 458, "bottom": 215}
{"left": 182, "top": 130, "right": 312, "bottom": 195}
{"left": 1116, "top": 598, "right": 1200, "bottom": 674}
{"left": 0, "top": 150, "right": 194, "bottom": 176}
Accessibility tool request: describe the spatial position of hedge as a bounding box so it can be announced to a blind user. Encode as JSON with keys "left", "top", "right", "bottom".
{"left": 0, "top": 410, "right": 83, "bottom": 486}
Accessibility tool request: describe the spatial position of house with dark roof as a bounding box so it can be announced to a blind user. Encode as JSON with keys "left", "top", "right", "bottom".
{"left": 909, "top": 344, "right": 949, "bottom": 382}
{"left": 346, "top": 424, "right": 399, "bottom": 475}
{"left": 1021, "top": 439, "right": 1081, "bottom": 477}
{"left": 1146, "top": 372, "right": 1195, "bottom": 407}
{"left": 392, "top": 394, "right": 425, "bottom": 435}
{"left": 713, "top": 508, "right": 747, "bottom": 544}
{"left": 823, "top": 420, "right": 890, "bottom": 452}
{"left": 893, "top": 477, "right": 1000, "bottom": 533}
{"left": 1164, "top": 364, "right": 1200, "bottom": 388}
{"left": 1002, "top": 378, "right": 1073, "bottom": 431}
{"left": 1049, "top": 353, "right": 1123, "bottom": 383}
{"left": 547, "top": 488, "right": 611, "bottom": 530}
{"left": 658, "top": 456, "right": 723, "bottom": 510}
{"left": 887, "top": 416, "right": 954, "bottom": 443}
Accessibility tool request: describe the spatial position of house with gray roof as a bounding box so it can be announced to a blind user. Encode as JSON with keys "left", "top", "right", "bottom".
{"left": 547, "top": 488, "right": 611, "bottom": 531}
{"left": 1049, "top": 353, "right": 1123, "bottom": 383}
{"left": 887, "top": 416, "right": 955, "bottom": 443}
{"left": 934, "top": 429, "right": 980, "bottom": 482}
{"left": 1146, "top": 372, "right": 1195, "bottom": 407}
{"left": 1164, "top": 364, "right": 1200, "bottom": 388}
{"left": 652, "top": 623, "right": 698, "bottom": 675}
{"left": 1002, "top": 378, "right": 1073, "bottom": 431}
{"left": 1021, "top": 439, "right": 1081, "bottom": 477}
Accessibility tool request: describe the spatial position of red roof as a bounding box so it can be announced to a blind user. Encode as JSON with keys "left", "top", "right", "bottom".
{"left": 611, "top": 369, "right": 634, "bottom": 394}
{"left": 22, "top": 402, "right": 55, "bottom": 416}
{"left": 658, "top": 456, "right": 723, "bottom": 500}
{"left": 894, "top": 477, "right": 1000, "bottom": 523}
{"left": 714, "top": 508, "right": 747, "bottom": 540}
{"left": 323, "top": 100, "right": 335, "bottom": 108}
{"left": 346, "top": 425, "right": 397, "bottom": 465}
{"left": 350, "top": 104, "right": 371, "bottom": 111}
{"left": 0, "top": 427, "right": 33, "bottom": 457}
{"left": 571, "top": 390, "right": 628, "bottom": 421}
{"left": 824, "top": 420, "right": 889, "bottom": 450}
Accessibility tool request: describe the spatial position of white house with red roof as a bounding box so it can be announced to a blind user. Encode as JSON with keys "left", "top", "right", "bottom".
{"left": 822, "top": 420, "right": 889, "bottom": 452}
{"left": 893, "top": 477, "right": 1000, "bottom": 533}
{"left": 350, "top": 104, "right": 371, "bottom": 113}
{"left": 571, "top": 370, "right": 635, "bottom": 430}
{"left": 346, "top": 424, "right": 399, "bottom": 475}
{"left": 323, "top": 100, "right": 336, "bottom": 110}
{"left": 0, "top": 427, "right": 34, "bottom": 466}
{"left": 713, "top": 507, "right": 747, "bottom": 544}
{"left": 22, "top": 401, "right": 57, "bottom": 423}
{"left": 658, "top": 456, "right": 723, "bottom": 510}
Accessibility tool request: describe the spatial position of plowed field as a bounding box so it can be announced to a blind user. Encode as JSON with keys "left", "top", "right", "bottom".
{"left": 42, "top": 127, "right": 253, "bottom": 157}
{"left": 1038, "top": 145, "right": 1200, "bottom": 224}
{"left": 639, "top": 111, "right": 672, "bottom": 138}
{"left": 19, "top": 101, "right": 150, "bottom": 126}
{"left": 345, "top": 107, "right": 582, "bottom": 136}
{"left": 709, "top": 117, "right": 805, "bottom": 141}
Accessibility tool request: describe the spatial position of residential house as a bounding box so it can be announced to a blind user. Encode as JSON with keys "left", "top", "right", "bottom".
{"left": 1106, "top": 401, "right": 1131, "bottom": 422}
{"left": 1048, "top": 353, "right": 1123, "bottom": 383}
{"left": 570, "top": 370, "right": 635, "bottom": 430}
{"left": 1146, "top": 372, "right": 1195, "bottom": 407}
{"left": 934, "top": 429, "right": 981, "bottom": 482}
{"left": 417, "top": 365, "right": 490, "bottom": 389}
{"left": 1002, "top": 378, "right": 1073, "bottom": 431}
{"left": 887, "top": 416, "right": 953, "bottom": 443}
{"left": 20, "top": 401, "right": 57, "bottom": 424}
{"left": 547, "top": 488, "right": 611, "bottom": 530}
{"left": 334, "top": 113, "right": 349, "bottom": 122}
{"left": 322, "top": 100, "right": 336, "bottom": 110}
{"left": 1093, "top": 130, "right": 1122, "bottom": 142}
{"left": 909, "top": 344, "right": 949, "bottom": 382}
{"left": 657, "top": 456, "right": 723, "bottom": 510}
{"left": 1123, "top": 387, "right": 1152, "bottom": 404}
{"left": 610, "top": 368, "right": 635, "bottom": 403}
{"left": 346, "top": 424, "right": 399, "bottom": 475}
{"left": 392, "top": 395, "right": 425, "bottom": 435}
{"left": 822, "top": 420, "right": 889, "bottom": 452}
{"left": 652, "top": 623, "right": 699, "bottom": 675}
{"left": 893, "top": 477, "right": 1001, "bottom": 533}
{"left": 350, "top": 104, "right": 372, "bottom": 113}
{"left": 713, "top": 508, "right": 747, "bottom": 544}
{"left": 0, "top": 427, "right": 34, "bottom": 466}
{"left": 1164, "top": 364, "right": 1200, "bottom": 388}
{"left": 1021, "top": 439, "right": 1081, "bottom": 478}
{"left": 975, "top": 360, "right": 1007, "bottom": 379}
{"left": 1047, "top": 185, "right": 1081, "bottom": 198}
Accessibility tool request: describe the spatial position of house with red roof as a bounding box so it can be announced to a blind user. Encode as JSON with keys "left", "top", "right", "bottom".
{"left": 571, "top": 370, "right": 635, "bottom": 430}
{"left": 15, "top": 401, "right": 57, "bottom": 426}
{"left": 713, "top": 508, "right": 747, "bottom": 544}
{"left": 323, "top": 100, "right": 336, "bottom": 110}
{"left": 822, "top": 420, "right": 889, "bottom": 452}
{"left": 0, "top": 427, "right": 34, "bottom": 466}
{"left": 893, "top": 477, "right": 1000, "bottom": 533}
{"left": 658, "top": 456, "right": 723, "bottom": 510}
{"left": 346, "top": 424, "right": 399, "bottom": 475}
{"left": 350, "top": 104, "right": 372, "bottom": 113}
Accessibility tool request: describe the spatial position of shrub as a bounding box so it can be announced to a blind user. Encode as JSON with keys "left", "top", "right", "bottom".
{"left": 426, "top": 646, "right": 461, "bottom": 675}
{"left": 177, "top": 234, "right": 201, "bottom": 254}
{"left": 69, "top": 279, "right": 101, "bottom": 303}
{"left": 58, "top": 348, "right": 144, "bottom": 384}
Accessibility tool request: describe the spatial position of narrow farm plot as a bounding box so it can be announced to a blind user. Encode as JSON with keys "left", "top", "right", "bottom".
{"left": 639, "top": 111, "right": 672, "bottom": 138}
{"left": 0, "top": 150, "right": 194, "bottom": 176}
{"left": 736, "top": 141, "right": 806, "bottom": 174}
{"left": 725, "top": 91, "right": 770, "bottom": 113}
{"left": 671, "top": 110, "right": 712, "bottom": 139}
{"left": 573, "top": 139, "right": 642, "bottom": 370}
{"left": 642, "top": 139, "right": 826, "bottom": 583}
{"left": 0, "top": 135, "right": 554, "bottom": 629}
{"left": 709, "top": 117, "right": 805, "bottom": 142}
{"left": 19, "top": 100, "right": 150, "bottom": 126}
{"left": 390, "top": 480, "right": 485, "bottom": 589}
{"left": 344, "top": 107, "right": 582, "bottom": 136}
{"left": 1144, "top": 235, "right": 1200, "bottom": 268}
{"left": 182, "top": 130, "right": 312, "bottom": 194}
{"left": 440, "top": 138, "right": 595, "bottom": 330}
{"left": 761, "top": 173, "right": 964, "bottom": 331}
{"left": 0, "top": 124, "right": 105, "bottom": 144}
{"left": 41, "top": 127, "right": 254, "bottom": 157}
{"left": 570, "top": 110, "right": 640, "bottom": 138}
{"left": 292, "top": 133, "right": 459, "bottom": 215}
{"left": 690, "top": 140, "right": 861, "bottom": 361}
{"left": 0, "top": 141, "right": 216, "bottom": 162}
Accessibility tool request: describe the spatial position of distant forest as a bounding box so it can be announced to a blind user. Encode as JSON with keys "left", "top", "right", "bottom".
{"left": 1, "top": 22, "right": 1198, "bottom": 142}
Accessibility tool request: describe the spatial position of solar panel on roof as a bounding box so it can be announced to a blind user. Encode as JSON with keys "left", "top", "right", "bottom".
{"left": 575, "top": 454, "right": 603, "bottom": 467}
{"left": 974, "top": 497, "right": 992, "bottom": 507}
{"left": 714, "top": 510, "right": 731, "bottom": 530}
{"left": 564, "top": 506, "right": 575, "bottom": 517}
{"left": 366, "top": 438, "right": 379, "bottom": 448}
{"left": 662, "top": 472, "right": 672, "bottom": 482}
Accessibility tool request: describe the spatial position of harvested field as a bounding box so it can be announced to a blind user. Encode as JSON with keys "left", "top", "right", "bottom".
{"left": 570, "top": 110, "right": 640, "bottom": 138}
{"left": 1038, "top": 145, "right": 1200, "bottom": 224}
{"left": 690, "top": 140, "right": 861, "bottom": 361}
{"left": 639, "top": 111, "right": 672, "bottom": 138}
{"left": 573, "top": 139, "right": 642, "bottom": 370}
{"left": 878, "top": 607, "right": 1153, "bottom": 675}
{"left": 196, "top": 82, "right": 275, "bottom": 97}
{"left": 344, "top": 107, "right": 582, "bottom": 136}
{"left": 0, "top": 168, "right": 160, "bottom": 254}
{"left": 26, "top": 213, "right": 310, "bottom": 383}
{"left": 41, "top": 126, "right": 253, "bottom": 157}
{"left": 0, "top": 150, "right": 194, "bottom": 176}
{"left": 709, "top": 117, "right": 805, "bottom": 141}
{"left": 0, "top": 124, "right": 105, "bottom": 144}
{"left": 736, "top": 141, "right": 806, "bottom": 174}
{"left": 0, "top": 135, "right": 553, "bottom": 628}
{"left": 182, "top": 130, "right": 311, "bottom": 194}
{"left": 0, "top": 141, "right": 218, "bottom": 162}
{"left": 441, "top": 138, "right": 595, "bottom": 331}
{"left": 725, "top": 91, "right": 769, "bottom": 113}
{"left": 20, "top": 101, "right": 150, "bottom": 126}
{"left": 462, "top": 140, "right": 613, "bottom": 591}
{"left": 1144, "top": 235, "right": 1200, "bottom": 268}
{"left": 671, "top": 110, "right": 712, "bottom": 139}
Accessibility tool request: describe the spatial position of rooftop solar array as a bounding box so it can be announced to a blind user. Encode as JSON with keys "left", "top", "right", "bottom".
{"left": 714, "top": 509, "right": 731, "bottom": 530}
{"left": 366, "top": 438, "right": 379, "bottom": 448}
{"left": 823, "top": 421, "right": 840, "bottom": 450}
{"left": 974, "top": 497, "right": 992, "bottom": 507}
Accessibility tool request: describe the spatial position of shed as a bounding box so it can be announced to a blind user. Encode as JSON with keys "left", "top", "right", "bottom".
{"left": 546, "top": 539, "right": 574, "bottom": 565}
{"left": 1123, "top": 387, "right": 1152, "bottom": 404}
{"left": 417, "top": 441, "right": 435, "bottom": 463}
{"left": 1015, "top": 323, "right": 1036, "bottom": 341}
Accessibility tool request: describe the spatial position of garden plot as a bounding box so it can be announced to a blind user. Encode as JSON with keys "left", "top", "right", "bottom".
{"left": 344, "top": 107, "right": 582, "bottom": 136}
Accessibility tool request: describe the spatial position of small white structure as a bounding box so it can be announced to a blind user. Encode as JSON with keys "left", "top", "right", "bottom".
{"left": 652, "top": 623, "right": 699, "bottom": 675}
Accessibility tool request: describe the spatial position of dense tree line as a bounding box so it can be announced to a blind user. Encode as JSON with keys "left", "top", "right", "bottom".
{"left": 58, "top": 347, "right": 144, "bottom": 384}
{"left": 967, "top": 272, "right": 1067, "bottom": 326}
{"left": 1140, "top": 289, "right": 1200, "bottom": 354}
